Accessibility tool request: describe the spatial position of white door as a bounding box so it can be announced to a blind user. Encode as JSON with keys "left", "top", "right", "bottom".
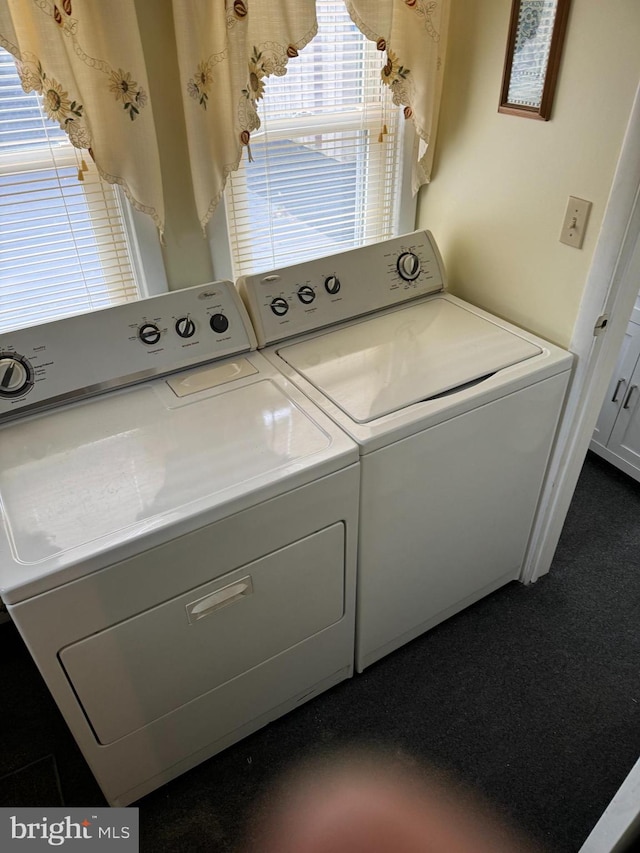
{"left": 603, "top": 352, "right": 640, "bottom": 472}
{"left": 524, "top": 83, "right": 640, "bottom": 585}
{"left": 592, "top": 319, "right": 640, "bottom": 448}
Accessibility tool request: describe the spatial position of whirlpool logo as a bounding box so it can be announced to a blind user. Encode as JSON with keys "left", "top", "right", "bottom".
{"left": 1, "top": 808, "right": 138, "bottom": 850}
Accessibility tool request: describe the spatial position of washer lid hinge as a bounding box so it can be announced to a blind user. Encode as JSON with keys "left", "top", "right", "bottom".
{"left": 594, "top": 313, "right": 609, "bottom": 336}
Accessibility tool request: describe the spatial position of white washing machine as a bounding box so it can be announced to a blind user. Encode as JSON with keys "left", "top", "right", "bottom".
{"left": 0, "top": 280, "right": 359, "bottom": 806}
{"left": 239, "top": 231, "right": 573, "bottom": 672}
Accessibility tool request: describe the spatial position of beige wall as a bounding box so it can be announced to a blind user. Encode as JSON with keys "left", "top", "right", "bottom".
{"left": 417, "top": 1, "right": 640, "bottom": 347}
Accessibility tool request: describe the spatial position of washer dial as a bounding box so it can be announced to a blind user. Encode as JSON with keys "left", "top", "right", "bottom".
{"left": 270, "top": 297, "right": 289, "bottom": 317}
{"left": 210, "top": 313, "right": 229, "bottom": 333}
{"left": 0, "top": 353, "right": 34, "bottom": 398}
{"left": 175, "top": 316, "right": 196, "bottom": 338}
{"left": 397, "top": 251, "right": 421, "bottom": 281}
{"left": 324, "top": 275, "right": 341, "bottom": 295}
{"left": 297, "top": 285, "right": 315, "bottom": 305}
{"left": 139, "top": 322, "right": 162, "bottom": 345}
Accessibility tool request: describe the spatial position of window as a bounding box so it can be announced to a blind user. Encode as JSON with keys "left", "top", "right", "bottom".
{"left": 224, "top": 1, "right": 415, "bottom": 278}
{"left": 0, "top": 47, "right": 149, "bottom": 334}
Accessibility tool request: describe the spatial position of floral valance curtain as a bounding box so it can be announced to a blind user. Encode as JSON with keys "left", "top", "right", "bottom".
{"left": 173, "top": 0, "right": 318, "bottom": 230}
{"left": 0, "top": 0, "right": 164, "bottom": 235}
{"left": 0, "top": 0, "right": 449, "bottom": 235}
{"left": 174, "top": 0, "right": 449, "bottom": 229}
{"left": 345, "top": 0, "right": 450, "bottom": 193}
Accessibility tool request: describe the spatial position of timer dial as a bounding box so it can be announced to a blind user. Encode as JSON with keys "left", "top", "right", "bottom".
{"left": 397, "top": 251, "right": 421, "bottom": 281}
{"left": 0, "top": 353, "right": 34, "bottom": 398}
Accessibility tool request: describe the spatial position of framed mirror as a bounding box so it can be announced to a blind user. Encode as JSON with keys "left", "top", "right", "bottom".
{"left": 499, "top": 0, "right": 571, "bottom": 120}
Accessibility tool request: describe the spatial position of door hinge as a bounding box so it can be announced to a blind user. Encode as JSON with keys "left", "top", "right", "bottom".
{"left": 594, "top": 313, "right": 609, "bottom": 336}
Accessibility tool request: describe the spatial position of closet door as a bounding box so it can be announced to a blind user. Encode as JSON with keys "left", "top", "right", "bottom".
{"left": 605, "top": 353, "right": 640, "bottom": 471}
{"left": 592, "top": 321, "right": 640, "bottom": 447}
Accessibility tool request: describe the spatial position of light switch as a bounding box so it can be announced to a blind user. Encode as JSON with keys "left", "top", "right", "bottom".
{"left": 560, "top": 196, "right": 592, "bottom": 249}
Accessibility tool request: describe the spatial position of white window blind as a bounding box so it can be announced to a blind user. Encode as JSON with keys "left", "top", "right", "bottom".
{"left": 0, "top": 48, "right": 141, "bottom": 334}
{"left": 225, "top": 1, "right": 407, "bottom": 278}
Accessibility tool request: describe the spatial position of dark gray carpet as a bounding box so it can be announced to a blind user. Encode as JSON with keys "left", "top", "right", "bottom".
{"left": 0, "top": 755, "right": 63, "bottom": 807}
{"left": 1, "top": 451, "right": 639, "bottom": 852}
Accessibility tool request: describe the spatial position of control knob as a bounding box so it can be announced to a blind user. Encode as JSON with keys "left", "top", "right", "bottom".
{"left": 297, "top": 285, "right": 315, "bottom": 305}
{"left": 175, "top": 316, "right": 196, "bottom": 338}
{"left": 270, "top": 297, "right": 289, "bottom": 317}
{"left": 397, "top": 251, "right": 421, "bottom": 281}
{"left": 139, "top": 322, "right": 162, "bottom": 346}
{"left": 0, "top": 353, "right": 34, "bottom": 398}
{"left": 210, "top": 313, "right": 229, "bottom": 333}
{"left": 324, "top": 275, "right": 341, "bottom": 295}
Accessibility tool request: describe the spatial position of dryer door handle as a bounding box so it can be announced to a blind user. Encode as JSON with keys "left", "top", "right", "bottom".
{"left": 186, "top": 577, "right": 253, "bottom": 623}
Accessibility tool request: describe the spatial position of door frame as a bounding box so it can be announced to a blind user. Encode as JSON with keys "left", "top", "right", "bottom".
{"left": 523, "top": 81, "right": 640, "bottom": 584}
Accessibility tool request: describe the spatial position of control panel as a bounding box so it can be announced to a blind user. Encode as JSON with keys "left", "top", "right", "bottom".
{"left": 0, "top": 280, "right": 256, "bottom": 422}
{"left": 238, "top": 230, "right": 446, "bottom": 347}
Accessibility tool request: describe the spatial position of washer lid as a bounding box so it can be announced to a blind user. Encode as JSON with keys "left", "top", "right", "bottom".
{"left": 277, "top": 297, "right": 542, "bottom": 423}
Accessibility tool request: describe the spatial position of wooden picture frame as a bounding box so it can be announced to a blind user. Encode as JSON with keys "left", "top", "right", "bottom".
{"left": 499, "top": 0, "right": 571, "bottom": 121}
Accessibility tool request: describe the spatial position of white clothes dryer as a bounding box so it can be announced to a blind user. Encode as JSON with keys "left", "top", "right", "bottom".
{"left": 239, "top": 231, "right": 573, "bottom": 672}
{"left": 0, "top": 281, "right": 359, "bottom": 805}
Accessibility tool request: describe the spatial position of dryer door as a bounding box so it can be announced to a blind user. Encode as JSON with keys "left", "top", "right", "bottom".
{"left": 59, "top": 523, "right": 345, "bottom": 745}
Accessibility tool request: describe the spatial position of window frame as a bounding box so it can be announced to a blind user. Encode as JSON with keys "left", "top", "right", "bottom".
{"left": 119, "top": 194, "right": 168, "bottom": 298}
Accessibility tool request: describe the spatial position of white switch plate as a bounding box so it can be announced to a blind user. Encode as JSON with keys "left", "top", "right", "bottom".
{"left": 560, "top": 196, "right": 592, "bottom": 248}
